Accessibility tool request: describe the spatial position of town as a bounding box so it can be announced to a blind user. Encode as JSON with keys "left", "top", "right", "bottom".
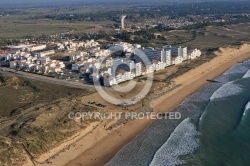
{"left": 0, "top": 39, "right": 201, "bottom": 87}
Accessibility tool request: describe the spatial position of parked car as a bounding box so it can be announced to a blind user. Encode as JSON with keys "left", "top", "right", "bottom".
{"left": 88, "top": 101, "right": 96, "bottom": 104}
{"left": 96, "top": 103, "right": 106, "bottom": 107}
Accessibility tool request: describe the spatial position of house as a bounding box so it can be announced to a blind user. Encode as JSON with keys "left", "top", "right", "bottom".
{"left": 29, "top": 44, "right": 47, "bottom": 52}
{"left": 84, "top": 39, "right": 99, "bottom": 48}
{"left": 37, "top": 50, "right": 55, "bottom": 58}
{"left": 10, "top": 60, "right": 19, "bottom": 68}
{"left": 19, "top": 61, "right": 29, "bottom": 69}
{"left": 34, "top": 65, "right": 43, "bottom": 72}
{"left": 72, "top": 64, "right": 80, "bottom": 71}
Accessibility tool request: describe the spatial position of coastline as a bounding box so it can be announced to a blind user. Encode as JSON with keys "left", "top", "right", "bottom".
{"left": 28, "top": 44, "right": 250, "bottom": 166}
{"left": 151, "top": 44, "right": 250, "bottom": 111}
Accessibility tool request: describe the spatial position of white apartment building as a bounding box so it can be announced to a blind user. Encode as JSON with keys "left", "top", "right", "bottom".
{"left": 111, "top": 58, "right": 133, "bottom": 74}
{"left": 146, "top": 64, "right": 154, "bottom": 74}
{"left": 135, "top": 62, "right": 142, "bottom": 76}
{"left": 178, "top": 46, "right": 188, "bottom": 60}
{"left": 188, "top": 49, "right": 202, "bottom": 59}
{"left": 133, "top": 48, "right": 160, "bottom": 65}
{"left": 163, "top": 45, "right": 187, "bottom": 61}
{"left": 115, "top": 71, "right": 133, "bottom": 83}
{"left": 157, "top": 61, "right": 166, "bottom": 70}
{"left": 171, "top": 56, "right": 184, "bottom": 65}
{"left": 103, "top": 76, "right": 117, "bottom": 87}
{"left": 160, "top": 50, "right": 171, "bottom": 66}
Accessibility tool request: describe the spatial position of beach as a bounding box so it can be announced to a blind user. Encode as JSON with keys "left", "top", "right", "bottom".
{"left": 152, "top": 44, "right": 250, "bottom": 111}
{"left": 27, "top": 44, "right": 250, "bottom": 166}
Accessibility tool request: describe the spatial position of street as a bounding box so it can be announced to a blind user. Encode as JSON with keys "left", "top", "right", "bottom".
{"left": 0, "top": 67, "right": 96, "bottom": 90}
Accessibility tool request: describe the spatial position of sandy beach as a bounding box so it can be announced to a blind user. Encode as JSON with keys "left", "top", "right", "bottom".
{"left": 24, "top": 44, "right": 250, "bottom": 166}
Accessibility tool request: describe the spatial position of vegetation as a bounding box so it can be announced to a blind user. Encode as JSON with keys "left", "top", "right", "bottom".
{"left": 0, "top": 75, "right": 98, "bottom": 165}
{"left": 28, "top": 1, "right": 250, "bottom": 22}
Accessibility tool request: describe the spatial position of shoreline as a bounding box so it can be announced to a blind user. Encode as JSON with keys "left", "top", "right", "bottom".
{"left": 29, "top": 44, "right": 250, "bottom": 166}
{"left": 152, "top": 45, "right": 250, "bottom": 111}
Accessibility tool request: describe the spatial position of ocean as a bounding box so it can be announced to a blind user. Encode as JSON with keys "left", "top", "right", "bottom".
{"left": 105, "top": 59, "right": 250, "bottom": 166}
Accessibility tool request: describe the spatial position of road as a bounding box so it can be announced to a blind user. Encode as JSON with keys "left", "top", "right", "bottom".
{"left": 0, "top": 67, "right": 96, "bottom": 90}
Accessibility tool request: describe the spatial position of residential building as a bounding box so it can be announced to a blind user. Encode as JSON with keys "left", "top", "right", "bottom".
{"left": 163, "top": 45, "right": 187, "bottom": 61}
{"left": 188, "top": 49, "right": 202, "bottom": 59}
{"left": 171, "top": 56, "right": 184, "bottom": 65}
{"left": 160, "top": 49, "right": 171, "bottom": 66}
{"left": 37, "top": 50, "right": 55, "bottom": 58}
{"left": 10, "top": 60, "right": 19, "bottom": 68}
{"left": 133, "top": 48, "right": 160, "bottom": 65}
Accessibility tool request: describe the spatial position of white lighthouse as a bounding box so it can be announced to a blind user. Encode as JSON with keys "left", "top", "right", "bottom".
{"left": 121, "top": 15, "right": 126, "bottom": 29}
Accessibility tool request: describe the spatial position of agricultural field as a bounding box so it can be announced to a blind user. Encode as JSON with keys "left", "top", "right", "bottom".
{"left": 0, "top": 7, "right": 116, "bottom": 38}
{"left": 0, "top": 17, "right": 110, "bottom": 38}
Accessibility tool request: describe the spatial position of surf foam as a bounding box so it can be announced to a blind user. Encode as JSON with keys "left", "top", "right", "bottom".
{"left": 243, "top": 101, "right": 250, "bottom": 116}
{"left": 149, "top": 118, "right": 200, "bottom": 166}
{"left": 210, "top": 82, "right": 244, "bottom": 100}
{"left": 243, "top": 69, "right": 250, "bottom": 78}
{"left": 223, "top": 64, "right": 249, "bottom": 75}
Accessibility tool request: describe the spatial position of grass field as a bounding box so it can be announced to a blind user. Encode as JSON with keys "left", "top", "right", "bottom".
{"left": 183, "top": 23, "right": 250, "bottom": 49}
{"left": 0, "top": 16, "right": 98, "bottom": 38}
{"left": 149, "top": 23, "right": 250, "bottom": 49}
{"left": 0, "top": 9, "right": 115, "bottom": 38}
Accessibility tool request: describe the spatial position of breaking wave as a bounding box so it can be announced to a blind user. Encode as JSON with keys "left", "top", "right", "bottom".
{"left": 223, "top": 64, "right": 249, "bottom": 75}
{"left": 243, "top": 69, "right": 250, "bottom": 78}
{"left": 210, "top": 82, "right": 244, "bottom": 100}
{"left": 246, "top": 101, "right": 250, "bottom": 110}
{"left": 149, "top": 118, "right": 200, "bottom": 166}
{"left": 243, "top": 101, "right": 250, "bottom": 116}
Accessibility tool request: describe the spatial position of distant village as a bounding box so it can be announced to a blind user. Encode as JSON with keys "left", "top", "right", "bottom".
{"left": 0, "top": 40, "right": 201, "bottom": 87}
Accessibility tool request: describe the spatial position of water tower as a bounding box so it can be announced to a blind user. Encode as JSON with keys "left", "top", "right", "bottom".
{"left": 121, "top": 15, "right": 126, "bottom": 29}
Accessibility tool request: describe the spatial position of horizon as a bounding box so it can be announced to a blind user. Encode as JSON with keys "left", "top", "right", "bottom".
{"left": 0, "top": 0, "right": 242, "bottom": 7}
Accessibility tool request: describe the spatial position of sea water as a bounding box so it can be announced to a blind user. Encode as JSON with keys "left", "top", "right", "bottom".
{"left": 105, "top": 59, "right": 250, "bottom": 166}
